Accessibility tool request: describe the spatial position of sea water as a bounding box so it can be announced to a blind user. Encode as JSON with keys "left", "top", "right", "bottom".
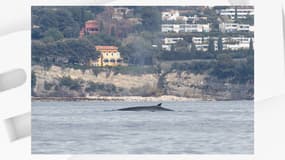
{"left": 32, "top": 100, "right": 253, "bottom": 154}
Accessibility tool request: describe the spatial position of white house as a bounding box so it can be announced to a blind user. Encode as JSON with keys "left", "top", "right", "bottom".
{"left": 161, "top": 45, "right": 172, "bottom": 51}
{"left": 192, "top": 36, "right": 210, "bottom": 44}
{"left": 192, "top": 36, "right": 254, "bottom": 51}
{"left": 161, "top": 23, "right": 210, "bottom": 33}
{"left": 161, "top": 10, "right": 180, "bottom": 21}
{"left": 187, "top": 15, "right": 208, "bottom": 24}
{"left": 222, "top": 37, "right": 253, "bottom": 50}
{"left": 161, "top": 37, "right": 184, "bottom": 51}
{"left": 219, "top": 23, "right": 253, "bottom": 33}
{"left": 192, "top": 36, "right": 218, "bottom": 52}
{"left": 195, "top": 43, "right": 210, "bottom": 52}
{"left": 163, "top": 37, "right": 184, "bottom": 44}
{"left": 112, "top": 7, "right": 134, "bottom": 20}
{"left": 161, "top": 24, "right": 180, "bottom": 33}
{"left": 181, "top": 24, "right": 211, "bottom": 32}
{"left": 218, "top": 8, "right": 254, "bottom": 19}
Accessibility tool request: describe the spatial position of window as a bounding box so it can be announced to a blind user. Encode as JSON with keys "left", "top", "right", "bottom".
{"left": 117, "top": 59, "right": 123, "bottom": 63}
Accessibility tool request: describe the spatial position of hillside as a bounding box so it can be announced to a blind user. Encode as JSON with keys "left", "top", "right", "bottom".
{"left": 31, "top": 6, "right": 254, "bottom": 101}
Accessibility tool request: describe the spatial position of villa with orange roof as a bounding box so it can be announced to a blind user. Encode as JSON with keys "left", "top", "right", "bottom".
{"left": 90, "top": 45, "right": 125, "bottom": 67}
{"left": 79, "top": 20, "right": 100, "bottom": 38}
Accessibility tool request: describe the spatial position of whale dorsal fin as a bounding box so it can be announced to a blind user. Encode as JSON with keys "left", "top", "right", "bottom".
{"left": 157, "top": 103, "right": 162, "bottom": 106}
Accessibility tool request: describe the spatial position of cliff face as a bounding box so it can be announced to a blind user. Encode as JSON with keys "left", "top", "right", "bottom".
{"left": 32, "top": 65, "right": 253, "bottom": 100}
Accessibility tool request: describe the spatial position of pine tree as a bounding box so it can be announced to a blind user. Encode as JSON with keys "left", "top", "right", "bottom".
{"left": 234, "top": 6, "right": 238, "bottom": 22}
{"left": 99, "top": 21, "right": 104, "bottom": 32}
{"left": 218, "top": 36, "right": 223, "bottom": 53}
{"left": 191, "top": 42, "right": 197, "bottom": 54}
{"left": 208, "top": 38, "right": 215, "bottom": 53}
{"left": 111, "top": 26, "right": 116, "bottom": 37}
{"left": 248, "top": 38, "right": 254, "bottom": 55}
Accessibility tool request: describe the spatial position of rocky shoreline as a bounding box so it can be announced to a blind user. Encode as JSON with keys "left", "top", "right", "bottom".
{"left": 32, "top": 95, "right": 209, "bottom": 102}
{"left": 32, "top": 66, "right": 254, "bottom": 101}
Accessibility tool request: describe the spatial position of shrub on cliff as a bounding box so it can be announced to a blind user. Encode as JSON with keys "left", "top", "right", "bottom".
{"left": 211, "top": 54, "right": 236, "bottom": 79}
{"left": 85, "top": 82, "right": 121, "bottom": 95}
{"left": 59, "top": 76, "right": 81, "bottom": 90}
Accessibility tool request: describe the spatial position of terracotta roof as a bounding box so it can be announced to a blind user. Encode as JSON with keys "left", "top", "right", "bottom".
{"left": 95, "top": 46, "right": 118, "bottom": 50}
{"left": 85, "top": 20, "right": 97, "bottom": 24}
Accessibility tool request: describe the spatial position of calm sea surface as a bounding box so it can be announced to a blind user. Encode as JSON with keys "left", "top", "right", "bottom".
{"left": 32, "top": 101, "right": 253, "bottom": 154}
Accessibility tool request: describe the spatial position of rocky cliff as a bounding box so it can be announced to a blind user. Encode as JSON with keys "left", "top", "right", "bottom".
{"left": 32, "top": 65, "right": 253, "bottom": 100}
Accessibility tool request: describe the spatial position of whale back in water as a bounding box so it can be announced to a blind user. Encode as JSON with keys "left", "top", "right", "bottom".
{"left": 117, "top": 103, "right": 173, "bottom": 111}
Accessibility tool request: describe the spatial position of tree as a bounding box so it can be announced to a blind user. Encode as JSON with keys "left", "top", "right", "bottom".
{"left": 63, "top": 25, "right": 80, "bottom": 38}
{"left": 86, "top": 33, "right": 120, "bottom": 46}
{"left": 110, "top": 26, "right": 116, "bottom": 37}
{"left": 140, "top": 7, "right": 161, "bottom": 32}
{"left": 175, "top": 40, "right": 189, "bottom": 53}
{"left": 190, "top": 42, "right": 197, "bottom": 54}
{"left": 208, "top": 38, "right": 215, "bottom": 53}
{"left": 32, "top": 39, "right": 99, "bottom": 66}
{"left": 234, "top": 6, "right": 238, "bottom": 22}
{"left": 43, "top": 28, "right": 64, "bottom": 42}
{"left": 211, "top": 54, "right": 236, "bottom": 79}
{"left": 99, "top": 21, "right": 104, "bottom": 32}
{"left": 248, "top": 38, "right": 254, "bottom": 55}
{"left": 59, "top": 76, "right": 81, "bottom": 90}
{"left": 32, "top": 28, "right": 44, "bottom": 39}
{"left": 171, "top": 45, "right": 175, "bottom": 52}
{"left": 218, "top": 36, "right": 223, "bottom": 53}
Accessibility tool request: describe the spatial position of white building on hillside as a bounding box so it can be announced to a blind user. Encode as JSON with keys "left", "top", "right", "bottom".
{"left": 192, "top": 36, "right": 210, "bottom": 44}
{"left": 192, "top": 36, "right": 218, "bottom": 52}
{"left": 219, "top": 23, "right": 254, "bottom": 33}
{"left": 218, "top": 8, "right": 254, "bottom": 19}
{"left": 161, "top": 23, "right": 210, "bottom": 33}
{"left": 162, "top": 10, "right": 180, "bottom": 21}
{"left": 163, "top": 37, "right": 184, "bottom": 44}
{"left": 192, "top": 36, "right": 254, "bottom": 51}
{"left": 181, "top": 24, "right": 210, "bottom": 32}
{"left": 222, "top": 37, "right": 253, "bottom": 50}
{"left": 161, "top": 37, "right": 184, "bottom": 51}
{"left": 161, "top": 24, "right": 181, "bottom": 33}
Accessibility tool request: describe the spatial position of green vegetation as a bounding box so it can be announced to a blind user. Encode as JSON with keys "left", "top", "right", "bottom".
{"left": 32, "top": 39, "right": 99, "bottom": 67}
{"left": 59, "top": 76, "right": 81, "bottom": 90}
{"left": 211, "top": 54, "right": 254, "bottom": 83}
{"left": 92, "top": 66, "right": 159, "bottom": 76}
{"left": 44, "top": 81, "right": 53, "bottom": 90}
{"left": 86, "top": 82, "right": 117, "bottom": 93}
{"left": 43, "top": 28, "right": 64, "bottom": 42}
{"left": 171, "top": 62, "right": 215, "bottom": 74}
{"left": 140, "top": 7, "right": 162, "bottom": 32}
{"left": 86, "top": 33, "right": 121, "bottom": 46}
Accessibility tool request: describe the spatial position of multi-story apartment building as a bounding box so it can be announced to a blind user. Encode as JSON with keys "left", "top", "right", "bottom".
{"left": 163, "top": 37, "right": 184, "bottom": 44}
{"left": 219, "top": 23, "right": 254, "bottom": 33}
{"left": 161, "top": 37, "right": 184, "bottom": 51}
{"left": 192, "top": 37, "right": 218, "bottom": 52}
{"left": 192, "top": 36, "right": 253, "bottom": 51}
{"left": 222, "top": 37, "right": 253, "bottom": 50}
{"left": 161, "top": 23, "right": 210, "bottom": 33}
{"left": 218, "top": 7, "right": 254, "bottom": 19}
